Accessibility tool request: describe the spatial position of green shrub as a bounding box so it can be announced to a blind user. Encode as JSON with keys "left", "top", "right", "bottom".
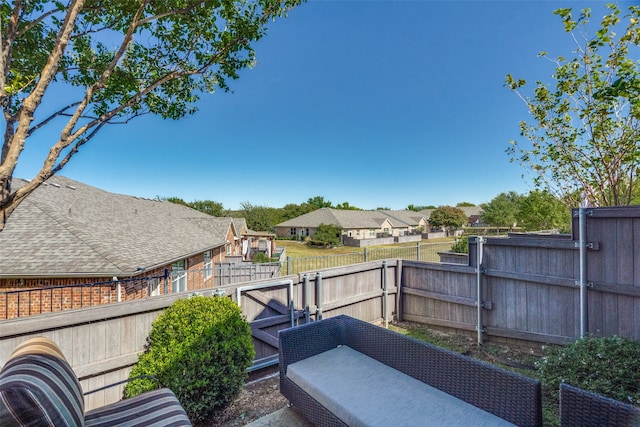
{"left": 252, "top": 252, "right": 276, "bottom": 263}
{"left": 124, "top": 295, "right": 255, "bottom": 423}
{"left": 450, "top": 236, "right": 468, "bottom": 254}
{"left": 537, "top": 335, "right": 640, "bottom": 405}
{"left": 307, "top": 239, "right": 331, "bottom": 248}
{"left": 310, "top": 223, "right": 342, "bottom": 247}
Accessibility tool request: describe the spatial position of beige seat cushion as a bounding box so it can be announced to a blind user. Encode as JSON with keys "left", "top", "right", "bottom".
{"left": 287, "top": 345, "right": 515, "bottom": 427}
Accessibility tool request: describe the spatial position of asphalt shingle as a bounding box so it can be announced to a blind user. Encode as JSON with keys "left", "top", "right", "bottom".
{"left": 1, "top": 177, "right": 231, "bottom": 277}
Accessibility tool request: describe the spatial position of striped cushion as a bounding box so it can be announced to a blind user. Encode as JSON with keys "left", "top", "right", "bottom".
{"left": 85, "top": 388, "right": 192, "bottom": 427}
{"left": 0, "top": 337, "right": 85, "bottom": 427}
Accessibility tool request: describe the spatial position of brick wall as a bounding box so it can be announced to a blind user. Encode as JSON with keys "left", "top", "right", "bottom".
{"left": 0, "top": 245, "right": 234, "bottom": 319}
{"left": 0, "top": 269, "right": 171, "bottom": 320}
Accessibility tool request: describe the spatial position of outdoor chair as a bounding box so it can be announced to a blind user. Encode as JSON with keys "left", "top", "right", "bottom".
{"left": 0, "top": 336, "right": 191, "bottom": 426}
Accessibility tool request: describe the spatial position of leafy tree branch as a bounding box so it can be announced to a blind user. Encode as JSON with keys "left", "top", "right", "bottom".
{"left": 506, "top": 4, "right": 640, "bottom": 207}
{"left": 0, "top": 0, "right": 304, "bottom": 230}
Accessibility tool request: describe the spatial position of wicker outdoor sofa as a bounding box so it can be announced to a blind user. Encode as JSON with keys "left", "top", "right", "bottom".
{"left": 560, "top": 383, "right": 640, "bottom": 426}
{"left": 279, "top": 315, "right": 543, "bottom": 426}
{"left": 0, "top": 337, "right": 192, "bottom": 427}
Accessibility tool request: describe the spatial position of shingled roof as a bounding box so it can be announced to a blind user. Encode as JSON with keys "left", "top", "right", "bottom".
{"left": 377, "top": 210, "right": 427, "bottom": 227}
{"left": 0, "top": 177, "right": 232, "bottom": 278}
{"left": 276, "top": 208, "right": 394, "bottom": 229}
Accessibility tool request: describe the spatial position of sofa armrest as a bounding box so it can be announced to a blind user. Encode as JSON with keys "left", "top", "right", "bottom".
{"left": 83, "top": 375, "right": 161, "bottom": 396}
{"left": 560, "top": 383, "right": 640, "bottom": 426}
{"left": 279, "top": 316, "right": 347, "bottom": 372}
{"left": 85, "top": 387, "right": 192, "bottom": 427}
{"left": 0, "top": 337, "right": 85, "bottom": 427}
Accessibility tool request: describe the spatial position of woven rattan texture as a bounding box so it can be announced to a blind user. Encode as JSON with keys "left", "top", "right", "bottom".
{"left": 560, "top": 383, "right": 640, "bottom": 427}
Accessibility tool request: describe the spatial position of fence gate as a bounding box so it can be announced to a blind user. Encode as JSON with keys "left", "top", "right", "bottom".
{"left": 234, "top": 280, "right": 304, "bottom": 371}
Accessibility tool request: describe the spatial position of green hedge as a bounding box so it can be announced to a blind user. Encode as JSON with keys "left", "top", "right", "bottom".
{"left": 124, "top": 296, "right": 255, "bottom": 423}
{"left": 537, "top": 335, "right": 640, "bottom": 405}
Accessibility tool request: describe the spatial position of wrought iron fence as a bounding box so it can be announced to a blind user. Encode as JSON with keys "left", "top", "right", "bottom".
{"left": 281, "top": 241, "right": 454, "bottom": 275}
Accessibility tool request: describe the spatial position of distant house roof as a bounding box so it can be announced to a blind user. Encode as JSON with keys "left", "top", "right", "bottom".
{"left": 0, "top": 177, "right": 232, "bottom": 278}
{"left": 418, "top": 206, "right": 483, "bottom": 220}
{"left": 377, "top": 210, "right": 427, "bottom": 227}
{"left": 232, "top": 217, "right": 248, "bottom": 235}
{"left": 276, "top": 208, "right": 396, "bottom": 230}
{"left": 231, "top": 217, "right": 274, "bottom": 238}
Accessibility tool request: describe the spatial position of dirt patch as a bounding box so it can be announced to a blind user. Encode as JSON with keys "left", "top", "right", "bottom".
{"left": 197, "top": 369, "right": 288, "bottom": 427}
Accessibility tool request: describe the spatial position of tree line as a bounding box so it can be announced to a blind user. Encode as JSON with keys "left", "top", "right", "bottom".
{"left": 163, "top": 190, "right": 571, "bottom": 234}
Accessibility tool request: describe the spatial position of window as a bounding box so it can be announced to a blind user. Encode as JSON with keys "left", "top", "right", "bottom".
{"left": 290, "top": 228, "right": 297, "bottom": 236}
{"left": 204, "top": 251, "right": 212, "bottom": 279}
{"left": 225, "top": 243, "right": 231, "bottom": 256}
{"left": 149, "top": 278, "right": 160, "bottom": 296}
{"left": 172, "top": 260, "right": 187, "bottom": 293}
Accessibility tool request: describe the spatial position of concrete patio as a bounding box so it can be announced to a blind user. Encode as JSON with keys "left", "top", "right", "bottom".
{"left": 245, "top": 406, "right": 312, "bottom": 427}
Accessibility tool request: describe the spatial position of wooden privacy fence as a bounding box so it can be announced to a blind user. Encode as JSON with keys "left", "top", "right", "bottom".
{"left": 1, "top": 206, "right": 638, "bottom": 411}
{"left": 404, "top": 206, "right": 640, "bottom": 345}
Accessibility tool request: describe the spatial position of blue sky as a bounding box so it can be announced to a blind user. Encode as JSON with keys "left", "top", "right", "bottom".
{"left": 14, "top": 1, "right": 636, "bottom": 210}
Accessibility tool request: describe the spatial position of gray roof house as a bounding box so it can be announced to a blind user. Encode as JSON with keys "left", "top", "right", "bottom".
{"left": 0, "top": 177, "right": 244, "bottom": 317}
{"left": 377, "top": 210, "right": 429, "bottom": 232}
{"left": 274, "top": 208, "right": 427, "bottom": 246}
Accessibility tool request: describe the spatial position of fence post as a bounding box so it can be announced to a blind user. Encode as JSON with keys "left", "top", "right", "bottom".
{"left": 303, "top": 274, "right": 310, "bottom": 323}
{"left": 396, "top": 259, "right": 403, "bottom": 322}
{"left": 286, "top": 256, "right": 291, "bottom": 276}
{"left": 416, "top": 242, "right": 420, "bottom": 261}
{"left": 476, "top": 237, "right": 485, "bottom": 345}
{"left": 382, "top": 260, "right": 388, "bottom": 328}
{"left": 578, "top": 207, "right": 590, "bottom": 338}
{"left": 316, "top": 272, "right": 323, "bottom": 320}
{"left": 364, "top": 248, "right": 368, "bottom": 263}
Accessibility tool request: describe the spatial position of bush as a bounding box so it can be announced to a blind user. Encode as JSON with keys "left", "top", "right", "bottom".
{"left": 537, "top": 335, "right": 640, "bottom": 405}
{"left": 310, "top": 223, "right": 342, "bottom": 247}
{"left": 252, "top": 252, "right": 276, "bottom": 263}
{"left": 307, "top": 239, "right": 331, "bottom": 248}
{"left": 450, "top": 236, "right": 468, "bottom": 254}
{"left": 124, "top": 296, "right": 255, "bottom": 423}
